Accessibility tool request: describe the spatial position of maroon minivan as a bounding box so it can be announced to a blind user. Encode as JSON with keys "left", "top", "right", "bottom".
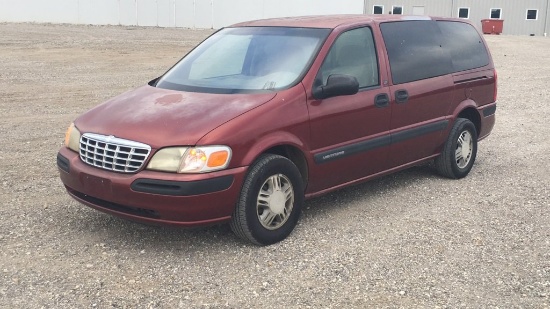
{"left": 57, "top": 15, "right": 497, "bottom": 245}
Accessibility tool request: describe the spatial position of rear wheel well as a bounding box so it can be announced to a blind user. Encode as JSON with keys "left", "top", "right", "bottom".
{"left": 457, "top": 108, "right": 481, "bottom": 137}
{"left": 263, "top": 145, "right": 308, "bottom": 188}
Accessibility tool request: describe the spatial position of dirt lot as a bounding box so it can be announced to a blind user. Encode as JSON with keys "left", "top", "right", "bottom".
{"left": 0, "top": 22, "right": 549, "bottom": 308}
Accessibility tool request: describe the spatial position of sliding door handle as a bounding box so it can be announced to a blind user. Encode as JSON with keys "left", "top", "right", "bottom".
{"left": 395, "top": 89, "right": 409, "bottom": 104}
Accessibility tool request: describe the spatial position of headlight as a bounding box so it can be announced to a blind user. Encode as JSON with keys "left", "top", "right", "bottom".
{"left": 146, "top": 147, "right": 187, "bottom": 172}
{"left": 64, "top": 123, "right": 81, "bottom": 152}
{"left": 147, "top": 146, "right": 232, "bottom": 173}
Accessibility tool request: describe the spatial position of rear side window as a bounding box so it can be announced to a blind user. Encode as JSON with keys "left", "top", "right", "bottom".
{"left": 437, "top": 21, "right": 490, "bottom": 72}
{"left": 380, "top": 21, "right": 453, "bottom": 84}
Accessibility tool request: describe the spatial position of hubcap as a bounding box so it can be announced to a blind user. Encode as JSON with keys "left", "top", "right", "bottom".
{"left": 256, "top": 174, "right": 294, "bottom": 230}
{"left": 455, "top": 130, "right": 473, "bottom": 169}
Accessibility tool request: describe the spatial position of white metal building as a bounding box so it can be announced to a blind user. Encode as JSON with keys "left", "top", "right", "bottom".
{"left": 1, "top": 0, "right": 549, "bottom": 35}
{"left": 364, "top": 0, "right": 550, "bottom": 36}
{"left": 0, "top": 0, "right": 364, "bottom": 29}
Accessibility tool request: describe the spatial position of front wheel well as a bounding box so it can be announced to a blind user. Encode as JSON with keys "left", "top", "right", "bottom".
{"left": 263, "top": 145, "right": 308, "bottom": 188}
{"left": 457, "top": 108, "right": 481, "bottom": 137}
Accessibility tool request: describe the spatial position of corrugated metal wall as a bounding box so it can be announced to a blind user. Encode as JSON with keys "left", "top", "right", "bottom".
{"left": 364, "top": 0, "right": 550, "bottom": 36}
{"left": 364, "top": 0, "right": 451, "bottom": 16}
{"left": 454, "top": 0, "right": 549, "bottom": 35}
{"left": 1, "top": 0, "right": 548, "bottom": 35}
{"left": 0, "top": 0, "right": 364, "bottom": 29}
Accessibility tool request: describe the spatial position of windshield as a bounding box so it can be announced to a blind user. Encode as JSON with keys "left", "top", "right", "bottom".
{"left": 155, "top": 27, "right": 331, "bottom": 94}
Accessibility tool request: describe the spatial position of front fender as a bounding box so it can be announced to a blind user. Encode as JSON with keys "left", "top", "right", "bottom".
{"left": 197, "top": 84, "right": 311, "bottom": 168}
{"left": 240, "top": 131, "right": 309, "bottom": 166}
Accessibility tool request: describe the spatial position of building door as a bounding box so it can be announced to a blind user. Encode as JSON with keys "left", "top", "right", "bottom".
{"left": 412, "top": 6, "right": 425, "bottom": 15}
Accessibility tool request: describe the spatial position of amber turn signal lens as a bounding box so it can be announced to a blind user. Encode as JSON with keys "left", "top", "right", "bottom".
{"left": 207, "top": 151, "right": 229, "bottom": 168}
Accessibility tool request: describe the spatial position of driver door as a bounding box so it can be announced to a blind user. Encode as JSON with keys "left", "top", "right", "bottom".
{"left": 306, "top": 27, "right": 392, "bottom": 192}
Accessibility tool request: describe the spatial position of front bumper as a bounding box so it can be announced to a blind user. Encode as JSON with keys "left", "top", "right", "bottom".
{"left": 57, "top": 147, "right": 247, "bottom": 227}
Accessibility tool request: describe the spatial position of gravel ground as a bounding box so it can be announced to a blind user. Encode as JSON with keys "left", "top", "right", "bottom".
{"left": 0, "top": 23, "right": 549, "bottom": 308}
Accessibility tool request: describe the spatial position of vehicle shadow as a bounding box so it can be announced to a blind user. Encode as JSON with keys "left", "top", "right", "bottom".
{"left": 302, "top": 163, "right": 437, "bottom": 217}
{"left": 59, "top": 163, "right": 438, "bottom": 251}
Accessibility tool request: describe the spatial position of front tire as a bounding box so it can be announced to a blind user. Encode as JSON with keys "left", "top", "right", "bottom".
{"left": 230, "top": 154, "right": 304, "bottom": 245}
{"left": 435, "top": 118, "right": 478, "bottom": 179}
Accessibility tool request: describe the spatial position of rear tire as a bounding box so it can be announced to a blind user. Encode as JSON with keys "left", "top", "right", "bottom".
{"left": 230, "top": 154, "right": 304, "bottom": 245}
{"left": 435, "top": 118, "right": 478, "bottom": 179}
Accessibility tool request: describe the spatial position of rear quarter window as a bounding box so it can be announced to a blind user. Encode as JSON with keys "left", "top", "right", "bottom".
{"left": 437, "top": 21, "right": 490, "bottom": 72}
{"left": 380, "top": 21, "right": 453, "bottom": 85}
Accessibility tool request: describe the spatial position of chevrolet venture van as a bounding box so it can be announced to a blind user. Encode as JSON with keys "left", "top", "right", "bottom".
{"left": 57, "top": 15, "right": 497, "bottom": 245}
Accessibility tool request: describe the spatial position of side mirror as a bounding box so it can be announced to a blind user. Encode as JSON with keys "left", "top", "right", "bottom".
{"left": 312, "top": 74, "right": 359, "bottom": 100}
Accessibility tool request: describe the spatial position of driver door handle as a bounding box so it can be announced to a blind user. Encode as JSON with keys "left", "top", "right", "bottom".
{"left": 374, "top": 93, "right": 389, "bottom": 108}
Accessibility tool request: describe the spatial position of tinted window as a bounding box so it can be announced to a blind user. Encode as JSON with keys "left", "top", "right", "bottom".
{"left": 491, "top": 8, "right": 502, "bottom": 19}
{"left": 438, "top": 21, "right": 490, "bottom": 72}
{"left": 373, "top": 5, "right": 383, "bottom": 14}
{"left": 527, "top": 9, "right": 538, "bottom": 20}
{"left": 392, "top": 6, "right": 403, "bottom": 14}
{"left": 316, "top": 27, "right": 379, "bottom": 88}
{"left": 380, "top": 21, "right": 453, "bottom": 84}
{"left": 459, "top": 8, "right": 469, "bottom": 19}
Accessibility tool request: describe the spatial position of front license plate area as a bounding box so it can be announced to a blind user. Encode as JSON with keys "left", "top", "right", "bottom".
{"left": 80, "top": 173, "right": 113, "bottom": 197}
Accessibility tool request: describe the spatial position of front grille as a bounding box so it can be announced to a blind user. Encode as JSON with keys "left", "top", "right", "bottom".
{"left": 79, "top": 133, "right": 151, "bottom": 173}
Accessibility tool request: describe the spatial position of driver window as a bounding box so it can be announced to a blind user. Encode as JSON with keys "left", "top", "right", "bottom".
{"left": 317, "top": 27, "right": 379, "bottom": 88}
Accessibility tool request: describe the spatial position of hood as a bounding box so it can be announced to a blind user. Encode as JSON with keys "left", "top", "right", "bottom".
{"left": 75, "top": 85, "right": 276, "bottom": 149}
